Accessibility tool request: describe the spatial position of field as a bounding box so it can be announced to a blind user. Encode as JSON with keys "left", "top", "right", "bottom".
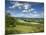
{"left": 15, "top": 19, "right": 44, "bottom": 33}
{"left": 5, "top": 18, "right": 44, "bottom": 35}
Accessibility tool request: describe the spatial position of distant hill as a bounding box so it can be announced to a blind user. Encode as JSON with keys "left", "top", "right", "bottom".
{"left": 12, "top": 17, "right": 44, "bottom": 23}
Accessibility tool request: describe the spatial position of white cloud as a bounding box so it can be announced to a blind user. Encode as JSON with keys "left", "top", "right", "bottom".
{"left": 31, "top": 14, "right": 40, "bottom": 18}
{"left": 22, "top": 10, "right": 28, "bottom": 13}
{"left": 33, "top": 11, "right": 37, "bottom": 14}
{"left": 9, "top": 2, "right": 23, "bottom": 8}
{"left": 28, "top": 9, "right": 31, "bottom": 12}
{"left": 17, "top": 11, "right": 43, "bottom": 18}
{"left": 21, "top": 13, "right": 40, "bottom": 18}
{"left": 31, "top": 8, "right": 35, "bottom": 11}
{"left": 22, "top": 8, "right": 35, "bottom": 13}
{"left": 28, "top": 8, "right": 34, "bottom": 12}
{"left": 15, "top": 2, "right": 23, "bottom": 6}
{"left": 23, "top": 3, "right": 30, "bottom": 9}
{"left": 31, "top": 12, "right": 44, "bottom": 18}
{"left": 29, "top": 13, "right": 41, "bottom": 18}
{"left": 9, "top": 2, "right": 34, "bottom": 13}
{"left": 33, "top": 14, "right": 39, "bottom": 17}
{"left": 10, "top": 11, "right": 43, "bottom": 18}
{"left": 9, "top": 5, "right": 15, "bottom": 8}
{"left": 9, "top": 2, "right": 32, "bottom": 10}
{"left": 22, "top": 9, "right": 31, "bottom": 13}
{"left": 18, "top": 6, "right": 22, "bottom": 9}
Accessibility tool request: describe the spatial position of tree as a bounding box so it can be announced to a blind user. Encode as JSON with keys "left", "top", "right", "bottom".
{"left": 5, "top": 12, "right": 16, "bottom": 27}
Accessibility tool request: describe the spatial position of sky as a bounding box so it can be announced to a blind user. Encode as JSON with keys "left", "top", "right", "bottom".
{"left": 5, "top": 1, "right": 44, "bottom": 18}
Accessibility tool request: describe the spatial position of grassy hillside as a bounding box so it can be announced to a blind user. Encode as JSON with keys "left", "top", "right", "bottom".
{"left": 5, "top": 17, "right": 44, "bottom": 34}
{"left": 15, "top": 18, "right": 44, "bottom": 33}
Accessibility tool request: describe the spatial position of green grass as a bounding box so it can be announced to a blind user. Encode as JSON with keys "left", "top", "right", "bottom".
{"left": 15, "top": 20, "right": 44, "bottom": 33}
{"left": 16, "top": 24, "right": 44, "bottom": 33}
{"left": 5, "top": 19, "right": 44, "bottom": 34}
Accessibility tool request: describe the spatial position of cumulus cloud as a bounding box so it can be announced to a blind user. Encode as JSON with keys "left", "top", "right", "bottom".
{"left": 9, "top": 2, "right": 31, "bottom": 10}
{"left": 31, "top": 8, "right": 35, "bottom": 11}
{"left": 23, "top": 3, "right": 30, "bottom": 9}
{"left": 18, "top": 6, "right": 22, "bottom": 9}
{"left": 22, "top": 8, "right": 35, "bottom": 13}
{"left": 9, "top": 2, "right": 23, "bottom": 8}
{"left": 28, "top": 8, "right": 35, "bottom": 12}
{"left": 9, "top": 2, "right": 34, "bottom": 13}
{"left": 22, "top": 10, "right": 28, "bottom": 13}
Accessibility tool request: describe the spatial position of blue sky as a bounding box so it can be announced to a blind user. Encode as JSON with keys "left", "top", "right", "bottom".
{"left": 5, "top": 1, "right": 44, "bottom": 18}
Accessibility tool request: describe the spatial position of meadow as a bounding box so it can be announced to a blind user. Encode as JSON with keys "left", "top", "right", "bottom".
{"left": 5, "top": 18, "right": 44, "bottom": 34}
{"left": 15, "top": 18, "right": 44, "bottom": 33}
